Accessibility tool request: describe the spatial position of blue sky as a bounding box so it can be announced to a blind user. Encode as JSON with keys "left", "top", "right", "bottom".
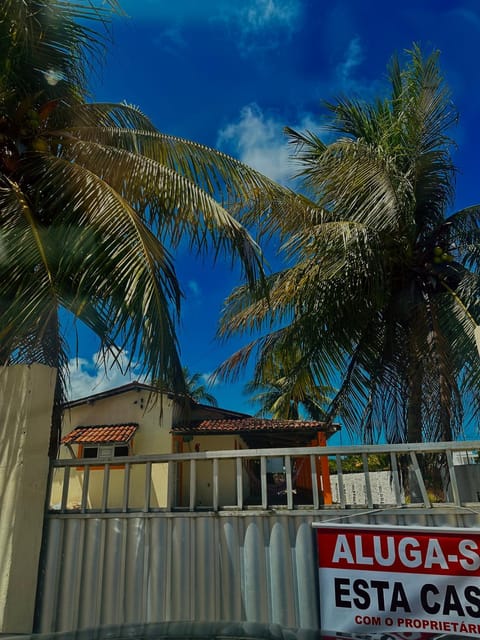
{"left": 68, "top": 0, "right": 480, "bottom": 431}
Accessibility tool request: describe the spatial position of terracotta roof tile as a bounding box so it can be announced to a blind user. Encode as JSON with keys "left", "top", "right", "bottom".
{"left": 173, "top": 418, "right": 334, "bottom": 434}
{"left": 62, "top": 424, "right": 138, "bottom": 445}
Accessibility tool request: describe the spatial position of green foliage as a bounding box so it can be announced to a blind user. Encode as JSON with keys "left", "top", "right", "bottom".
{"left": 0, "top": 0, "right": 287, "bottom": 453}
{"left": 329, "top": 453, "right": 390, "bottom": 474}
{"left": 244, "top": 348, "right": 333, "bottom": 419}
{"left": 218, "top": 46, "right": 480, "bottom": 444}
{"left": 153, "top": 366, "right": 218, "bottom": 406}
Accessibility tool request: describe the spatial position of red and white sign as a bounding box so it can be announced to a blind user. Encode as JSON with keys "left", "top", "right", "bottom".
{"left": 314, "top": 524, "right": 480, "bottom": 637}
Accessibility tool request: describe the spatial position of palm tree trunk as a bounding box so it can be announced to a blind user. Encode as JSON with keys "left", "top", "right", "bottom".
{"left": 48, "top": 372, "right": 63, "bottom": 460}
{"left": 438, "top": 373, "right": 452, "bottom": 441}
{"left": 406, "top": 355, "right": 423, "bottom": 443}
{"left": 40, "top": 307, "right": 64, "bottom": 459}
{"left": 402, "top": 348, "right": 423, "bottom": 502}
{"left": 429, "top": 306, "right": 453, "bottom": 442}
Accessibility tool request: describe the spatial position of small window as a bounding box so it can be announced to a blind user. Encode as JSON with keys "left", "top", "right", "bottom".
{"left": 82, "top": 444, "right": 129, "bottom": 460}
{"left": 98, "top": 445, "right": 115, "bottom": 459}
{"left": 77, "top": 443, "right": 132, "bottom": 469}
{"left": 83, "top": 446, "right": 99, "bottom": 459}
{"left": 114, "top": 445, "right": 129, "bottom": 457}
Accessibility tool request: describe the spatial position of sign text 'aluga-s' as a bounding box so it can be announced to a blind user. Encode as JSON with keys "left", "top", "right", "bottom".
{"left": 314, "top": 524, "right": 480, "bottom": 637}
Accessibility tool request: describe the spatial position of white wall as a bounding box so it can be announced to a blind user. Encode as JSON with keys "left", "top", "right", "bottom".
{"left": 178, "top": 434, "right": 246, "bottom": 507}
{"left": 0, "top": 364, "right": 56, "bottom": 633}
{"left": 330, "top": 470, "right": 401, "bottom": 505}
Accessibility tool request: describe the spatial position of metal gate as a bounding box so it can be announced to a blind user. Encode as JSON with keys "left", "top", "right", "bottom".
{"left": 35, "top": 442, "right": 480, "bottom": 632}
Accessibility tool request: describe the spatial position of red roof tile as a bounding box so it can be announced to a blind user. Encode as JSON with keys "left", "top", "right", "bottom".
{"left": 62, "top": 424, "right": 138, "bottom": 445}
{"left": 173, "top": 418, "right": 335, "bottom": 434}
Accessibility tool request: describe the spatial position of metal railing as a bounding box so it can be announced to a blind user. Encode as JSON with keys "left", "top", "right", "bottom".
{"left": 48, "top": 440, "right": 480, "bottom": 514}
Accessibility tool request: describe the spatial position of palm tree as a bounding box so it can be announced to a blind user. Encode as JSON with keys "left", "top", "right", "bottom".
{"left": 183, "top": 367, "right": 218, "bottom": 406}
{"left": 218, "top": 46, "right": 480, "bottom": 444}
{"left": 151, "top": 366, "right": 218, "bottom": 405}
{"left": 0, "top": 0, "right": 283, "bottom": 455}
{"left": 244, "top": 349, "right": 332, "bottom": 419}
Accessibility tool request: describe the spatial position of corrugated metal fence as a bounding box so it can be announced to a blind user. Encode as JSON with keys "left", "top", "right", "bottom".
{"left": 35, "top": 442, "right": 480, "bottom": 633}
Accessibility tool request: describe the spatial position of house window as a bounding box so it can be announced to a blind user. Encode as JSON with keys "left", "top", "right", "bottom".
{"left": 82, "top": 444, "right": 130, "bottom": 460}
{"left": 77, "top": 443, "right": 132, "bottom": 470}
{"left": 62, "top": 423, "right": 139, "bottom": 470}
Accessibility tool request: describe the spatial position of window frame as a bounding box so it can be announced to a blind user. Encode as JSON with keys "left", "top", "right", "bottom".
{"left": 76, "top": 441, "right": 133, "bottom": 470}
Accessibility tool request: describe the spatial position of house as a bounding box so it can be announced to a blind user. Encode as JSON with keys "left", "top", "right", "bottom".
{"left": 53, "top": 381, "right": 339, "bottom": 510}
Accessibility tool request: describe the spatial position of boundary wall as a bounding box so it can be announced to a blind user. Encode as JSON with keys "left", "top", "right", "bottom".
{"left": 35, "top": 507, "right": 480, "bottom": 633}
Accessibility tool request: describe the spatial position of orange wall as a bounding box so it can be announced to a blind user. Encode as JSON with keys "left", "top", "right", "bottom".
{"left": 294, "top": 432, "right": 332, "bottom": 505}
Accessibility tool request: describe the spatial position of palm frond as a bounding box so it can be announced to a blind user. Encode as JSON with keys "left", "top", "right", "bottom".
{"left": 219, "top": 46, "right": 479, "bottom": 444}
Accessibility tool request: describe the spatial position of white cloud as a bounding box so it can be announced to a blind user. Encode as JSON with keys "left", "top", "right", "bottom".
{"left": 217, "top": 104, "right": 291, "bottom": 184}
{"left": 218, "top": 0, "right": 301, "bottom": 54}
{"left": 67, "top": 350, "right": 147, "bottom": 400}
{"left": 217, "top": 104, "right": 319, "bottom": 185}
{"left": 329, "top": 36, "right": 383, "bottom": 101}
{"left": 241, "top": 0, "right": 300, "bottom": 34}
{"left": 152, "top": 26, "right": 187, "bottom": 54}
{"left": 118, "top": 0, "right": 224, "bottom": 22}
{"left": 187, "top": 280, "right": 201, "bottom": 297}
{"left": 202, "top": 371, "right": 219, "bottom": 387}
{"left": 447, "top": 8, "right": 480, "bottom": 31}
{"left": 337, "top": 36, "right": 364, "bottom": 91}
{"left": 121, "top": 0, "right": 301, "bottom": 31}
{"left": 115, "top": 0, "right": 301, "bottom": 57}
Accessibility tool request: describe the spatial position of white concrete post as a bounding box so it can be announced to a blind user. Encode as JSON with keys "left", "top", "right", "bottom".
{"left": 0, "top": 364, "right": 56, "bottom": 633}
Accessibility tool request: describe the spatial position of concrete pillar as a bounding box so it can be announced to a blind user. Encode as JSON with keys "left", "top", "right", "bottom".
{"left": 0, "top": 364, "right": 56, "bottom": 633}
